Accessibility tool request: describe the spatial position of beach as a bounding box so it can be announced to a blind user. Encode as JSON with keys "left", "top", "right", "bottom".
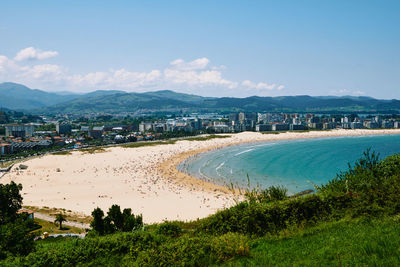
{"left": 1, "top": 129, "right": 400, "bottom": 223}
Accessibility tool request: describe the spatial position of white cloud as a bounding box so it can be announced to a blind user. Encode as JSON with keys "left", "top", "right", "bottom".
{"left": 69, "top": 69, "right": 162, "bottom": 89}
{"left": 331, "top": 89, "right": 365, "bottom": 96}
{"left": 0, "top": 55, "right": 19, "bottom": 73}
{"left": 170, "top": 57, "right": 210, "bottom": 71}
{"left": 1, "top": 49, "right": 284, "bottom": 96}
{"left": 164, "top": 68, "right": 237, "bottom": 89}
{"left": 21, "top": 64, "right": 64, "bottom": 81}
{"left": 242, "top": 80, "right": 280, "bottom": 90}
{"left": 14, "top": 47, "right": 59, "bottom": 61}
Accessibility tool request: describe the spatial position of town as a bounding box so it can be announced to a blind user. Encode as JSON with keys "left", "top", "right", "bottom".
{"left": 1, "top": 109, "right": 399, "bottom": 160}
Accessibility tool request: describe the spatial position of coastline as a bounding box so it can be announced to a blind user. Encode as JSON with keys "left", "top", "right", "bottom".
{"left": 1, "top": 129, "right": 400, "bottom": 223}
{"left": 158, "top": 129, "right": 400, "bottom": 193}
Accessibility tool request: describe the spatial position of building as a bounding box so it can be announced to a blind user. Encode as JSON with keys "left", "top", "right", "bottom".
{"left": 89, "top": 126, "right": 104, "bottom": 139}
{"left": 80, "top": 126, "right": 90, "bottom": 132}
{"left": 5, "top": 124, "right": 35, "bottom": 138}
{"left": 272, "top": 124, "right": 290, "bottom": 131}
{"left": 256, "top": 124, "right": 272, "bottom": 132}
{"left": 139, "top": 122, "right": 153, "bottom": 133}
{"left": 365, "top": 121, "right": 379, "bottom": 129}
{"left": 290, "top": 124, "right": 307, "bottom": 131}
{"left": 323, "top": 122, "right": 336, "bottom": 130}
{"left": 350, "top": 122, "right": 364, "bottom": 129}
{"left": 17, "top": 209, "right": 34, "bottom": 220}
{"left": 382, "top": 120, "right": 394, "bottom": 129}
{"left": 0, "top": 143, "right": 13, "bottom": 155}
{"left": 56, "top": 123, "right": 72, "bottom": 135}
{"left": 229, "top": 113, "right": 239, "bottom": 125}
{"left": 308, "top": 122, "right": 323, "bottom": 130}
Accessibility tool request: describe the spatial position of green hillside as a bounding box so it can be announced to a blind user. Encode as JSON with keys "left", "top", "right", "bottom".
{"left": 1, "top": 82, "right": 400, "bottom": 113}
{"left": 2, "top": 150, "right": 400, "bottom": 266}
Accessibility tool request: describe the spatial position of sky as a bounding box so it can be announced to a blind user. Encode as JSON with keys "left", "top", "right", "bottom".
{"left": 0, "top": 0, "right": 399, "bottom": 98}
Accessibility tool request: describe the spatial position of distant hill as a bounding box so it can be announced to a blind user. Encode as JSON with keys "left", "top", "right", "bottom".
{"left": 40, "top": 93, "right": 400, "bottom": 114}
{"left": 0, "top": 82, "right": 79, "bottom": 110}
{"left": 0, "top": 82, "right": 399, "bottom": 114}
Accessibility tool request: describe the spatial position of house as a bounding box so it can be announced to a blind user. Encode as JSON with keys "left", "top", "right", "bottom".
{"left": 0, "top": 143, "right": 12, "bottom": 155}
{"left": 17, "top": 209, "right": 35, "bottom": 220}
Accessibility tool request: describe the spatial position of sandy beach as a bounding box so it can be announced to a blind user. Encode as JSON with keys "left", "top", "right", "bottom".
{"left": 1, "top": 129, "right": 400, "bottom": 223}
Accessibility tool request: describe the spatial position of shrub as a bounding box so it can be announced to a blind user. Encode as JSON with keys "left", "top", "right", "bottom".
{"left": 89, "top": 205, "right": 143, "bottom": 235}
{"left": 156, "top": 221, "right": 183, "bottom": 237}
{"left": 136, "top": 233, "right": 249, "bottom": 266}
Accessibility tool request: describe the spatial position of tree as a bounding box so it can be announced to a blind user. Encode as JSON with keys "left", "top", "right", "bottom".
{"left": 90, "top": 205, "right": 143, "bottom": 235}
{"left": 54, "top": 213, "right": 67, "bottom": 230}
{"left": 0, "top": 182, "right": 35, "bottom": 258}
{"left": 0, "top": 218, "right": 35, "bottom": 259}
{"left": 0, "top": 182, "right": 23, "bottom": 225}
{"left": 107, "top": 205, "right": 124, "bottom": 231}
{"left": 91, "top": 207, "right": 105, "bottom": 235}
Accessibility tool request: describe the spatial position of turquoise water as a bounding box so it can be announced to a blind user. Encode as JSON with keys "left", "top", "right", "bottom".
{"left": 178, "top": 134, "right": 400, "bottom": 194}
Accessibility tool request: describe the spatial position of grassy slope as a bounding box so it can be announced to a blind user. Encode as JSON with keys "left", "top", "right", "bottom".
{"left": 227, "top": 216, "right": 400, "bottom": 266}
{"left": 6, "top": 216, "right": 400, "bottom": 266}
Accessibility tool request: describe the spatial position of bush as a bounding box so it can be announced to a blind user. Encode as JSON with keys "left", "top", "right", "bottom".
{"left": 136, "top": 233, "right": 249, "bottom": 266}
{"left": 0, "top": 219, "right": 35, "bottom": 259}
{"left": 156, "top": 221, "right": 183, "bottom": 237}
{"left": 90, "top": 205, "right": 143, "bottom": 235}
{"left": 319, "top": 151, "right": 400, "bottom": 215}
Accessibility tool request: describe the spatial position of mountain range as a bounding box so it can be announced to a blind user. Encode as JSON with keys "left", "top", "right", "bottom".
{"left": 0, "top": 82, "right": 399, "bottom": 114}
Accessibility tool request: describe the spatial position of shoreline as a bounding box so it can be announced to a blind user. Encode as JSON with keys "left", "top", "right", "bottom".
{"left": 1, "top": 129, "right": 400, "bottom": 223}
{"left": 157, "top": 129, "right": 400, "bottom": 194}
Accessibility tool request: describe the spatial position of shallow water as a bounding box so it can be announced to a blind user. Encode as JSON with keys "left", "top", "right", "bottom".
{"left": 178, "top": 134, "right": 400, "bottom": 193}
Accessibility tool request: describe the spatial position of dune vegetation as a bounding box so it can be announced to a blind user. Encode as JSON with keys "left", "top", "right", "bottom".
{"left": 1, "top": 150, "right": 400, "bottom": 266}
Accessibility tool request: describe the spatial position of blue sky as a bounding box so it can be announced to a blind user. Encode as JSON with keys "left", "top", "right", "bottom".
{"left": 0, "top": 0, "right": 399, "bottom": 98}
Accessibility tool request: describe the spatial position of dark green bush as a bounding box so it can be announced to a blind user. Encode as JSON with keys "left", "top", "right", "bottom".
{"left": 156, "top": 221, "right": 183, "bottom": 237}
{"left": 90, "top": 205, "right": 143, "bottom": 235}
{"left": 198, "top": 194, "right": 332, "bottom": 236}
{"left": 319, "top": 152, "right": 400, "bottom": 215}
{"left": 136, "top": 233, "right": 249, "bottom": 266}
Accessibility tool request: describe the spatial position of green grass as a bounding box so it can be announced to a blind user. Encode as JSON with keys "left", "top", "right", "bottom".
{"left": 121, "top": 134, "right": 230, "bottom": 148}
{"left": 227, "top": 216, "right": 400, "bottom": 266}
{"left": 24, "top": 206, "right": 92, "bottom": 225}
{"left": 185, "top": 134, "right": 231, "bottom": 141}
{"left": 80, "top": 147, "right": 106, "bottom": 154}
{"left": 32, "top": 218, "right": 84, "bottom": 235}
{"left": 121, "top": 139, "right": 178, "bottom": 148}
{"left": 51, "top": 151, "right": 72, "bottom": 155}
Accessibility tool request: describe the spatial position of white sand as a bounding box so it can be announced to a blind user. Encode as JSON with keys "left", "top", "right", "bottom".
{"left": 2, "top": 129, "right": 400, "bottom": 223}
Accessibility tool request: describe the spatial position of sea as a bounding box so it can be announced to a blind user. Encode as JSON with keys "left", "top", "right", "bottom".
{"left": 178, "top": 134, "right": 400, "bottom": 194}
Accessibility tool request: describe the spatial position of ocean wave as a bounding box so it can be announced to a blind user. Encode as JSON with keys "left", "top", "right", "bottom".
{"left": 234, "top": 148, "right": 255, "bottom": 156}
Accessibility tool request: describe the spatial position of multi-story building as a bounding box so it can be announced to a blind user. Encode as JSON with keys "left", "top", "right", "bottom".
{"left": 290, "top": 124, "right": 307, "bottom": 131}
{"left": 5, "top": 124, "right": 35, "bottom": 138}
{"left": 272, "top": 123, "right": 290, "bottom": 131}
{"left": 364, "top": 121, "right": 379, "bottom": 129}
{"left": 56, "top": 123, "right": 72, "bottom": 135}
{"left": 0, "top": 143, "right": 13, "bottom": 155}
{"left": 255, "top": 124, "right": 272, "bottom": 132}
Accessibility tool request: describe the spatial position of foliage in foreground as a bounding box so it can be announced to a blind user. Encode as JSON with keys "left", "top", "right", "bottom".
{"left": 2, "top": 230, "right": 249, "bottom": 266}
{"left": 227, "top": 216, "right": 400, "bottom": 266}
{"left": 0, "top": 182, "right": 36, "bottom": 260}
{"left": 90, "top": 205, "right": 143, "bottom": 235}
{"left": 2, "top": 151, "right": 400, "bottom": 266}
